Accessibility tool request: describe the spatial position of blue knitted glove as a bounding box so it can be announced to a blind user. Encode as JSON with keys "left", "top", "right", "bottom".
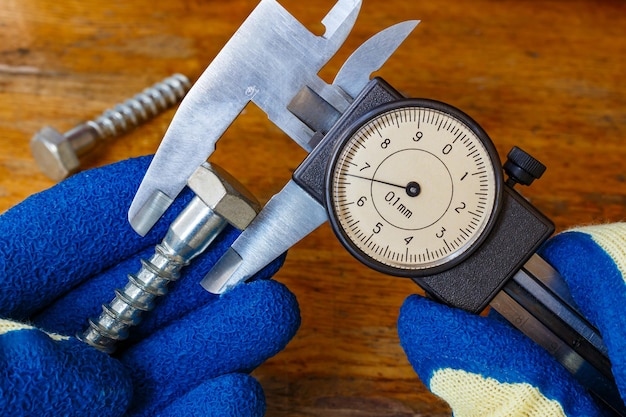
{"left": 398, "top": 224, "right": 626, "bottom": 416}
{"left": 0, "top": 156, "right": 301, "bottom": 417}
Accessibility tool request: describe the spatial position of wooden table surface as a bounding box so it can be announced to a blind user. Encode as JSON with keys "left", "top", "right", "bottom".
{"left": 1, "top": 1, "right": 625, "bottom": 415}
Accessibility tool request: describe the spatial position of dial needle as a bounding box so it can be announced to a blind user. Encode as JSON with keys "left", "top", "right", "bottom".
{"left": 345, "top": 173, "right": 421, "bottom": 197}
{"left": 345, "top": 173, "right": 405, "bottom": 189}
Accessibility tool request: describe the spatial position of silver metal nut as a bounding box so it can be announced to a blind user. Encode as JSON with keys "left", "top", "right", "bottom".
{"left": 30, "top": 126, "right": 80, "bottom": 181}
{"left": 187, "top": 162, "right": 261, "bottom": 230}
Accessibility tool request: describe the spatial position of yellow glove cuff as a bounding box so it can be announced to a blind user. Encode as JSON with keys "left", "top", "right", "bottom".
{"left": 0, "top": 318, "right": 68, "bottom": 341}
{"left": 430, "top": 368, "right": 567, "bottom": 417}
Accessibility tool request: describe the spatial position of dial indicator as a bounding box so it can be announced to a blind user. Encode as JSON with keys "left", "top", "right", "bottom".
{"left": 326, "top": 99, "right": 503, "bottom": 277}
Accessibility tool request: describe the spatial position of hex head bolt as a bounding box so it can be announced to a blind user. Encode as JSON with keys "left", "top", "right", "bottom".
{"left": 30, "top": 73, "right": 191, "bottom": 182}
{"left": 78, "top": 163, "right": 260, "bottom": 353}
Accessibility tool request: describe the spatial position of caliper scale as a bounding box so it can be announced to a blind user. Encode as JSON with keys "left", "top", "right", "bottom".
{"left": 326, "top": 98, "right": 502, "bottom": 277}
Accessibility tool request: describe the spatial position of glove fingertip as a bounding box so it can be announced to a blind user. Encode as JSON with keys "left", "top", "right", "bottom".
{"left": 398, "top": 295, "right": 487, "bottom": 379}
{"left": 219, "top": 278, "right": 301, "bottom": 348}
{"left": 157, "top": 373, "right": 265, "bottom": 417}
{"left": 399, "top": 295, "right": 482, "bottom": 383}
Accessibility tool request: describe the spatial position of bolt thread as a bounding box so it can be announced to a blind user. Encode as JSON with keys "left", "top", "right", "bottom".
{"left": 86, "top": 73, "right": 191, "bottom": 141}
{"left": 79, "top": 243, "right": 188, "bottom": 353}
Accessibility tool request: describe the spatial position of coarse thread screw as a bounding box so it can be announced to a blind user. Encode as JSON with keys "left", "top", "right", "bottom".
{"left": 30, "top": 73, "right": 191, "bottom": 182}
{"left": 79, "top": 163, "right": 260, "bottom": 353}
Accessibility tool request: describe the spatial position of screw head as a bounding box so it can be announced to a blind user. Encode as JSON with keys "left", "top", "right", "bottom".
{"left": 187, "top": 162, "right": 260, "bottom": 230}
{"left": 30, "top": 126, "right": 80, "bottom": 181}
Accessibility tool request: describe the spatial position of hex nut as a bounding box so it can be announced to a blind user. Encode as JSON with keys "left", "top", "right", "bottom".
{"left": 30, "top": 126, "right": 80, "bottom": 181}
{"left": 187, "top": 162, "right": 261, "bottom": 230}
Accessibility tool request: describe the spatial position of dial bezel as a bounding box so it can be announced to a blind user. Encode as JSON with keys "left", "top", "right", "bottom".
{"left": 324, "top": 98, "right": 504, "bottom": 277}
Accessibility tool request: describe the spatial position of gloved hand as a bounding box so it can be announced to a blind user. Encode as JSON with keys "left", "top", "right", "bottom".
{"left": 0, "top": 156, "right": 301, "bottom": 417}
{"left": 398, "top": 223, "right": 626, "bottom": 416}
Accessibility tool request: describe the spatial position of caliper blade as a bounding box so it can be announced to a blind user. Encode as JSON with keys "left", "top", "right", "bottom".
{"left": 334, "top": 20, "right": 419, "bottom": 98}
{"left": 200, "top": 180, "right": 328, "bottom": 293}
{"left": 128, "top": 0, "right": 360, "bottom": 236}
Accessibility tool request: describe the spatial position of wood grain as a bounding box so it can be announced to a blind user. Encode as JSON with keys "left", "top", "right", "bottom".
{"left": 1, "top": 1, "right": 624, "bottom": 415}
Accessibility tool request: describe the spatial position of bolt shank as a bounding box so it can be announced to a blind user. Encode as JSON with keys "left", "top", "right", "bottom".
{"left": 162, "top": 197, "right": 228, "bottom": 262}
{"left": 64, "top": 124, "right": 101, "bottom": 156}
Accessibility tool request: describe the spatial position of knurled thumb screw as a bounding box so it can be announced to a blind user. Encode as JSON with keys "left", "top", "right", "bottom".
{"left": 30, "top": 73, "right": 191, "bottom": 182}
{"left": 78, "top": 162, "right": 260, "bottom": 353}
{"left": 504, "top": 146, "right": 547, "bottom": 187}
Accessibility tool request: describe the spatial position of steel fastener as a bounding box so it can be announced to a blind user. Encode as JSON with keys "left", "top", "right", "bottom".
{"left": 79, "top": 162, "right": 260, "bottom": 353}
{"left": 30, "top": 73, "right": 191, "bottom": 182}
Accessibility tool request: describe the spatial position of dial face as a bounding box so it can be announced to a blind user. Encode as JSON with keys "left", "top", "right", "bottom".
{"left": 326, "top": 99, "right": 503, "bottom": 276}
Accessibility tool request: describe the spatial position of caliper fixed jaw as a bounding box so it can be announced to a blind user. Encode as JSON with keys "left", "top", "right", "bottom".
{"left": 128, "top": 0, "right": 361, "bottom": 237}
{"left": 128, "top": 0, "right": 418, "bottom": 295}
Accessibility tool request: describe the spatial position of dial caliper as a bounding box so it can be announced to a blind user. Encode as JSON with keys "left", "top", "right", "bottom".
{"left": 128, "top": 1, "right": 625, "bottom": 414}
